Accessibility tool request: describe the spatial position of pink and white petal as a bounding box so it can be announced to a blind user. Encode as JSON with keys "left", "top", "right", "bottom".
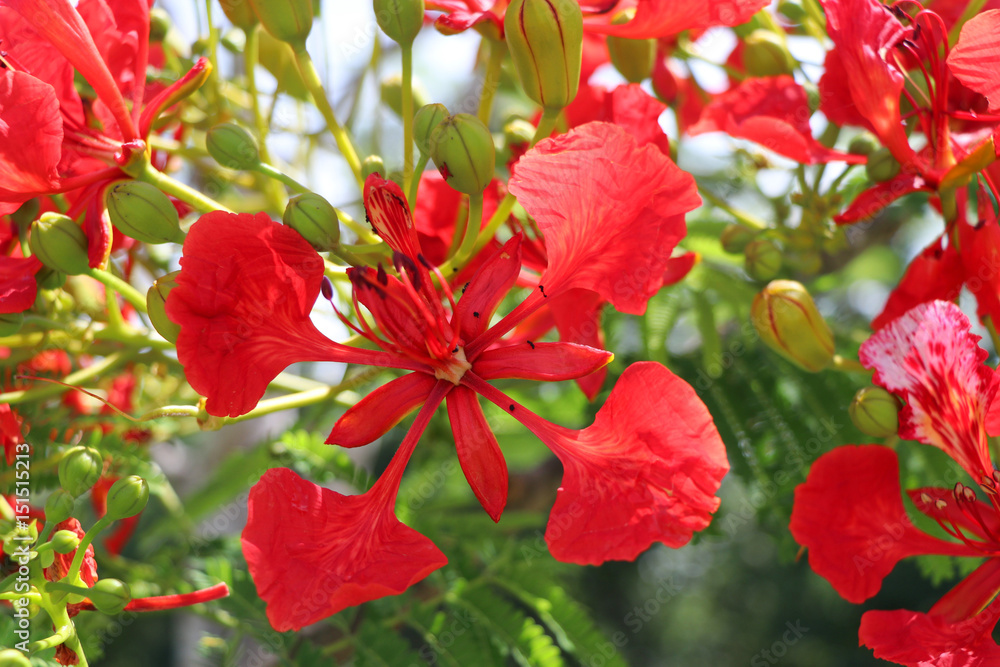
{"left": 326, "top": 373, "right": 437, "bottom": 447}
{"left": 859, "top": 301, "right": 998, "bottom": 479}
{"left": 447, "top": 387, "right": 508, "bottom": 522}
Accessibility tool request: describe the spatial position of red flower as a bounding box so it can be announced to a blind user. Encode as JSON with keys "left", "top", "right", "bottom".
{"left": 170, "top": 122, "right": 727, "bottom": 629}
{"left": 790, "top": 300, "right": 1000, "bottom": 664}
{"left": 583, "top": 0, "right": 768, "bottom": 39}
{"left": 0, "top": 403, "right": 24, "bottom": 466}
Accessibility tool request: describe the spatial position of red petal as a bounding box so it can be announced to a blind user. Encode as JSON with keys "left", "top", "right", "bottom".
{"left": 834, "top": 173, "right": 933, "bottom": 224}
{"left": 446, "top": 386, "right": 507, "bottom": 522}
{"left": 585, "top": 0, "right": 768, "bottom": 38}
{"left": 473, "top": 342, "right": 612, "bottom": 383}
{"left": 326, "top": 372, "right": 436, "bottom": 447}
{"left": 454, "top": 235, "right": 522, "bottom": 343}
{"left": 566, "top": 84, "right": 671, "bottom": 155}
{"left": 364, "top": 173, "right": 421, "bottom": 258}
{"left": 871, "top": 237, "right": 964, "bottom": 330}
{"left": 0, "top": 71, "right": 63, "bottom": 213}
{"left": 242, "top": 467, "right": 447, "bottom": 631}
{"left": 789, "top": 445, "right": 975, "bottom": 604}
{"left": 689, "top": 76, "right": 866, "bottom": 165}
{"left": 167, "top": 211, "right": 395, "bottom": 418}
{"left": 549, "top": 289, "right": 608, "bottom": 400}
{"left": 509, "top": 122, "right": 700, "bottom": 314}
{"left": 860, "top": 301, "right": 997, "bottom": 479}
{"left": 908, "top": 487, "right": 1000, "bottom": 543}
{"left": 0, "top": 255, "right": 42, "bottom": 314}
{"left": 960, "top": 217, "right": 1000, "bottom": 326}
{"left": 662, "top": 252, "right": 698, "bottom": 287}
{"left": 948, "top": 10, "right": 1000, "bottom": 112}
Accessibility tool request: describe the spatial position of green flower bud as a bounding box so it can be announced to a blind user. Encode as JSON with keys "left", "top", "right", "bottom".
{"left": 29, "top": 213, "right": 90, "bottom": 276}
{"left": 751, "top": 279, "right": 835, "bottom": 372}
{"left": 786, "top": 249, "right": 823, "bottom": 275}
{"left": 362, "top": 155, "right": 386, "bottom": 180}
{"left": 0, "top": 648, "right": 32, "bottom": 667}
{"left": 247, "top": 0, "right": 312, "bottom": 46}
{"left": 146, "top": 271, "right": 182, "bottom": 344}
{"left": 220, "top": 0, "right": 258, "bottom": 30}
{"left": 36, "top": 267, "right": 66, "bottom": 291}
{"left": 149, "top": 8, "right": 171, "bottom": 41}
{"left": 105, "top": 475, "right": 149, "bottom": 521}
{"left": 89, "top": 578, "right": 132, "bottom": 615}
{"left": 44, "top": 489, "right": 76, "bottom": 525}
{"left": 848, "top": 133, "right": 879, "bottom": 156}
{"left": 503, "top": 118, "right": 535, "bottom": 147}
{"left": 429, "top": 113, "right": 495, "bottom": 194}
{"left": 777, "top": 0, "right": 806, "bottom": 21}
{"left": 849, "top": 386, "right": 900, "bottom": 438}
{"left": 50, "top": 529, "right": 81, "bottom": 555}
{"left": 106, "top": 181, "right": 184, "bottom": 245}
{"left": 606, "top": 10, "right": 655, "bottom": 84}
{"left": 206, "top": 123, "right": 261, "bottom": 171}
{"left": 414, "top": 103, "right": 449, "bottom": 155}
{"left": 0, "top": 312, "right": 23, "bottom": 337}
{"left": 720, "top": 224, "right": 757, "bottom": 254}
{"left": 866, "top": 147, "right": 900, "bottom": 182}
{"left": 374, "top": 0, "right": 424, "bottom": 46}
{"left": 283, "top": 193, "right": 341, "bottom": 252}
{"left": 58, "top": 447, "right": 103, "bottom": 498}
{"left": 743, "top": 30, "right": 795, "bottom": 77}
{"left": 744, "top": 239, "right": 782, "bottom": 280}
{"left": 379, "top": 75, "right": 429, "bottom": 118}
{"left": 505, "top": 0, "right": 583, "bottom": 112}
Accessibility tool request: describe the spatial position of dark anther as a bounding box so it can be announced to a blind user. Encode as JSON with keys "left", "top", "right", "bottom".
{"left": 509, "top": 404, "right": 515, "bottom": 412}
{"left": 462, "top": 282, "right": 470, "bottom": 294}
{"left": 452, "top": 346, "right": 459, "bottom": 353}
{"left": 538, "top": 284, "right": 547, "bottom": 298}
{"left": 376, "top": 264, "right": 388, "bottom": 286}
{"left": 527, "top": 340, "right": 535, "bottom": 349}
{"left": 417, "top": 253, "right": 431, "bottom": 269}
{"left": 912, "top": 23, "right": 922, "bottom": 41}
{"left": 320, "top": 276, "right": 334, "bottom": 301}
{"left": 473, "top": 311, "right": 480, "bottom": 318}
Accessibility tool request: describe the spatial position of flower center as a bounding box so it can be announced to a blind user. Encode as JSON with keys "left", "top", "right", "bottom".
{"left": 434, "top": 347, "right": 471, "bottom": 385}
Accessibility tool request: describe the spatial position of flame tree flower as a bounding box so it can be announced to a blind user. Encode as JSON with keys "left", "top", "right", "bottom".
{"left": 166, "top": 121, "right": 729, "bottom": 631}
{"left": 790, "top": 300, "right": 1000, "bottom": 665}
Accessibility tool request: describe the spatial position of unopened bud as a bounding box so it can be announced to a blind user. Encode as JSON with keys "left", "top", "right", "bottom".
{"left": 380, "top": 75, "right": 428, "bottom": 118}
{"left": 849, "top": 386, "right": 900, "bottom": 437}
{"left": 283, "top": 193, "right": 341, "bottom": 251}
{"left": 58, "top": 447, "right": 103, "bottom": 498}
{"left": 89, "top": 578, "right": 132, "bottom": 615}
{"left": 207, "top": 123, "right": 261, "bottom": 170}
{"left": 44, "top": 490, "right": 76, "bottom": 525}
{"left": 220, "top": 0, "right": 258, "bottom": 30}
{"left": 744, "top": 239, "right": 782, "bottom": 280}
{"left": 505, "top": 0, "right": 583, "bottom": 112}
{"left": 50, "top": 529, "right": 81, "bottom": 554}
{"left": 751, "top": 279, "right": 834, "bottom": 372}
{"left": 106, "top": 181, "right": 184, "bottom": 245}
{"left": 149, "top": 8, "right": 171, "bottom": 41}
{"left": 374, "top": 0, "right": 424, "bottom": 45}
{"left": 606, "top": 10, "right": 655, "bottom": 83}
{"left": 848, "top": 133, "right": 879, "bottom": 156}
{"left": 786, "top": 249, "right": 822, "bottom": 275}
{"left": 0, "top": 312, "right": 23, "bottom": 337}
{"left": 429, "top": 113, "right": 495, "bottom": 194}
{"left": 105, "top": 475, "right": 149, "bottom": 521}
{"left": 743, "top": 30, "right": 795, "bottom": 77}
{"left": 362, "top": 155, "right": 386, "bottom": 180}
{"left": 146, "top": 271, "right": 182, "bottom": 343}
{"left": 866, "top": 148, "right": 901, "bottom": 182}
{"left": 29, "top": 213, "right": 90, "bottom": 276}
{"left": 720, "top": 224, "right": 757, "bottom": 254}
{"left": 0, "top": 649, "right": 31, "bottom": 667}
{"left": 36, "top": 267, "right": 66, "bottom": 291}
{"left": 414, "top": 103, "right": 449, "bottom": 155}
{"left": 503, "top": 118, "right": 535, "bottom": 148}
{"left": 247, "top": 0, "right": 312, "bottom": 46}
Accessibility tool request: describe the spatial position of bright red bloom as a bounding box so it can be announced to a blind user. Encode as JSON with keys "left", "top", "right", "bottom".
{"left": 0, "top": 402, "right": 23, "bottom": 465}
{"left": 689, "top": 76, "right": 867, "bottom": 165}
{"left": 790, "top": 300, "right": 1000, "bottom": 665}
{"left": 170, "top": 122, "right": 726, "bottom": 629}
{"left": 583, "top": 0, "right": 768, "bottom": 39}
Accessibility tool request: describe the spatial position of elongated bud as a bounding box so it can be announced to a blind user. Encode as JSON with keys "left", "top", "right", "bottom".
{"left": 0, "top": 649, "right": 31, "bottom": 667}
{"left": 220, "top": 0, "right": 258, "bottom": 30}
{"left": 849, "top": 387, "right": 900, "bottom": 437}
{"left": 58, "top": 447, "right": 103, "bottom": 498}
{"left": 207, "top": 123, "right": 261, "bottom": 170}
{"left": 283, "top": 193, "right": 341, "bottom": 251}
{"left": 374, "top": 0, "right": 424, "bottom": 45}
{"left": 414, "top": 103, "right": 449, "bottom": 155}
{"left": 429, "top": 113, "right": 495, "bottom": 194}
{"left": 90, "top": 578, "right": 132, "bottom": 615}
{"left": 51, "top": 529, "right": 81, "bottom": 554}
{"left": 720, "top": 224, "right": 757, "bottom": 254}
{"left": 0, "top": 312, "right": 23, "bottom": 337}
{"left": 44, "top": 490, "right": 76, "bottom": 526}
{"left": 742, "top": 30, "right": 795, "bottom": 77}
{"left": 744, "top": 239, "right": 782, "bottom": 280}
{"left": 105, "top": 475, "right": 149, "bottom": 521}
{"left": 29, "top": 213, "right": 90, "bottom": 276}
{"left": 606, "top": 10, "right": 655, "bottom": 83}
{"left": 505, "top": 0, "right": 583, "bottom": 112}
{"left": 362, "top": 155, "right": 386, "bottom": 180}
{"left": 751, "top": 280, "right": 835, "bottom": 372}
{"left": 106, "top": 181, "right": 184, "bottom": 244}
{"left": 866, "top": 147, "right": 900, "bottom": 182}
{"left": 146, "top": 271, "right": 182, "bottom": 343}
{"left": 248, "top": 0, "right": 312, "bottom": 46}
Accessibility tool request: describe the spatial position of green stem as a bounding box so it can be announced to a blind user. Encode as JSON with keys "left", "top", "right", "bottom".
{"left": 256, "top": 162, "right": 310, "bottom": 193}
{"left": 85, "top": 268, "right": 147, "bottom": 314}
{"left": 831, "top": 355, "right": 870, "bottom": 373}
{"left": 532, "top": 110, "right": 560, "bottom": 146}
{"left": 406, "top": 153, "right": 431, "bottom": 207}
{"left": 138, "top": 405, "right": 200, "bottom": 421}
{"left": 28, "top": 623, "right": 75, "bottom": 655}
{"left": 698, "top": 187, "right": 769, "bottom": 230}
{"left": 477, "top": 39, "right": 506, "bottom": 126}
{"left": 401, "top": 41, "right": 415, "bottom": 196}
{"left": 221, "top": 369, "right": 381, "bottom": 425}
{"left": 337, "top": 209, "right": 379, "bottom": 243}
{"left": 0, "top": 352, "right": 126, "bottom": 405}
{"left": 292, "top": 47, "right": 363, "bottom": 188}
{"left": 244, "top": 26, "right": 286, "bottom": 211}
{"left": 66, "top": 517, "right": 111, "bottom": 582}
{"left": 139, "top": 162, "right": 231, "bottom": 213}
{"left": 451, "top": 192, "right": 484, "bottom": 269}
